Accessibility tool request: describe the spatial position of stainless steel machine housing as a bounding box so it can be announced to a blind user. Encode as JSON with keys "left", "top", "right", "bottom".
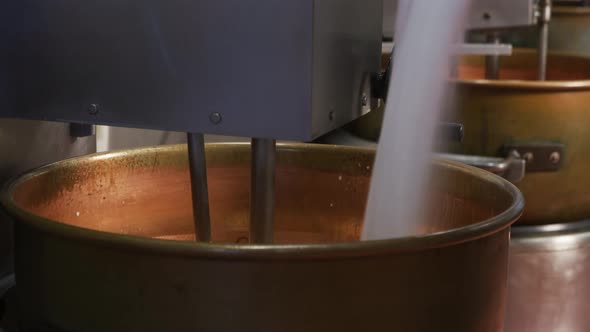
{"left": 2, "top": 0, "right": 382, "bottom": 141}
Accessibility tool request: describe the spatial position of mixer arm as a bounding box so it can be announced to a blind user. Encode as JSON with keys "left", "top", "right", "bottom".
{"left": 314, "top": 124, "right": 525, "bottom": 183}
{"left": 436, "top": 151, "right": 526, "bottom": 183}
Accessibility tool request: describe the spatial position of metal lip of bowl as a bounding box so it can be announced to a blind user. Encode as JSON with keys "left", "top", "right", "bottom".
{"left": 453, "top": 49, "right": 590, "bottom": 91}
{"left": 0, "top": 142, "right": 524, "bottom": 261}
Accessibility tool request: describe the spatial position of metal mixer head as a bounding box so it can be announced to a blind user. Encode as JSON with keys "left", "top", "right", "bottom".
{"left": 2, "top": 0, "right": 383, "bottom": 141}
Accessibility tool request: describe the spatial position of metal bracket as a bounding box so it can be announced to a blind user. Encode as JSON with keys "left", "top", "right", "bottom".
{"left": 437, "top": 150, "right": 526, "bottom": 183}
{"left": 503, "top": 142, "right": 565, "bottom": 172}
{"left": 371, "top": 44, "right": 394, "bottom": 102}
{"left": 467, "top": 0, "right": 537, "bottom": 31}
{"left": 360, "top": 73, "right": 374, "bottom": 117}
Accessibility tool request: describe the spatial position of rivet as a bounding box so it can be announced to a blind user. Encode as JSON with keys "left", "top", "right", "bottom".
{"left": 88, "top": 104, "right": 99, "bottom": 115}
{"left": 361, "top": 94, "right": 368, "bottom": 107}
{"left": 209, "top": 112, "right": 222, "bottom": 124}
{"left": 549, "top": 152, "right": 561, "bottom": 165}
{"left": 329, "top": 111, "right": 335, "bottom": 121}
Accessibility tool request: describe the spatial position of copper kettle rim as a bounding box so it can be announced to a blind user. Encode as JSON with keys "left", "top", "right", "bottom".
{"left": 0, "top": 143, "right": 524, "bottom": 261}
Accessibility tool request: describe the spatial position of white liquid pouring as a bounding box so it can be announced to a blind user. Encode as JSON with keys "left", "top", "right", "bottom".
{"left": 363, "top": 0, "right": 471, "bottom": 240}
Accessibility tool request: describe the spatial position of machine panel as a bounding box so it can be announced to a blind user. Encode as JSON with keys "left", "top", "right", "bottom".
{"left": 4, "top": 0, "right": 382, "bottom": 141}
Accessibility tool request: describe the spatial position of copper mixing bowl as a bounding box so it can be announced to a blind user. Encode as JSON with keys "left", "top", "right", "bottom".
{"left": 1, "top": 143, "right": 522, "bottom": 332}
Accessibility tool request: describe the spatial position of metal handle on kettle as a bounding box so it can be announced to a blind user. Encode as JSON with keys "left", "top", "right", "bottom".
{"left": 435, "top": 150, "right": 526, "bottom": 183}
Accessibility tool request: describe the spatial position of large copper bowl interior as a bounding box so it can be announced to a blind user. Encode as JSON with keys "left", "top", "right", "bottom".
{"left": 4, "top": 143, "right": 520, "bottom": 247}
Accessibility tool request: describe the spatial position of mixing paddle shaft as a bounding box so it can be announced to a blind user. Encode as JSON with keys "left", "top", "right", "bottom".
{"left": 537, "top": 0, "right": 551, "bottom": 81}
{"left": 485, "top": 33, "right": 501, "bottom": 79}
{"left": 187, "top": 133, "right": 212, "bottom": 242}
{"left": 250, "top": 138, "right": 276, "bottom": 244}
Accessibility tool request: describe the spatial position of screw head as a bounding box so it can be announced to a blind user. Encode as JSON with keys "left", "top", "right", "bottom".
{"left": 482, "top": 12, "right": 492, "bottom": 21}
{"left": 88, "top": 104, "right": 99, "bottom": 115}
{"left": 209, "top": 112, "right": 222, "bottom": 124}
{"left": 549, "top": 151, "right": 561, "bottom": 165}
{"left": 361, "top": 94, "right": 368, "bottom": 107}
{"left": 523, "top": 152, "right": 534, "bottom": 163}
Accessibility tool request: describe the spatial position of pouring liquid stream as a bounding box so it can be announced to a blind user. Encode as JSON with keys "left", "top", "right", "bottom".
{"left": 363, "top": 0, "right": 471, "bottom": 240}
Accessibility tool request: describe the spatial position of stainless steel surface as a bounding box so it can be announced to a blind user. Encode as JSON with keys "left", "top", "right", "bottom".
{"left": 310, "top": 0, "right": 382, "bottom": 139}
{"left": 95, "top": 126, "right": 187, "bottom": 152}
{"left": 436, "top": 152, "right": 526, "bottom": 183}
{"left": 187, "top": 133, "right": 211, "bottom": 242}
{"left": 467, "top": 0, "right": 537, "bottom": 30}
{"left": 537, "top": 0, "right": 552, "bottom": 80}
{"left": 485, "top": 34, "right": 501, "bottom": 79}
{"left": 1, "top": 143, "right": 523, "bottom": 332}
{"left": 0, "top": 119, "right": 96, "bottom": 279}
{"left": 6, "top": 0, "right": 382, "bottom": 141}
{"left": 537, "top": 23, "right": 549, "bottom": 80}
{"left": 506, "top": 219, "right": 590, "bottom": 332}
{"left": 250, "top": 139, "right": 276, "bottom": 244}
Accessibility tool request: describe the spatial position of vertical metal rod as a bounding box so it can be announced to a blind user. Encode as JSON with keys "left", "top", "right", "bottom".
{"left": 485, "top": 33, "right": 501, "bottom": 80}
{"left": 537, "top": 22, "right": 549, "bottom": 81}
{"left": 250, "top": 138, "right": 276, "bottom": 244}
{"left": 537, "top": 0, "right": 551, "bottom": 81}
{"left": 187, "top": 133, "right": 211, "bottom": 242}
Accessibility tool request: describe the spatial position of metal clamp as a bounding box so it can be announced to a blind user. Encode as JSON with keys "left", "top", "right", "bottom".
{"left": 504, "top": 142, "right": 564, "bottom": 172}
{"left": 437, "top": 142, "right": 564, "bottom": 183}
{"left": 436, "top": 151, "right": 526, "bottom": 183}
